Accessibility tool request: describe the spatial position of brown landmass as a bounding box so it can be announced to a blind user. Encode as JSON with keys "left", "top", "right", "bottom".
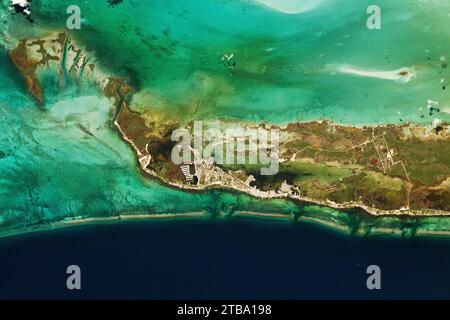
{"left": 9, "top": 32, "right": 450, "bottom": 216}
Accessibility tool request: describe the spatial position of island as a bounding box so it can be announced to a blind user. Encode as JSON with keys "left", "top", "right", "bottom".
{"left": 9, "top": 32, "right": 450, "bottom": 228}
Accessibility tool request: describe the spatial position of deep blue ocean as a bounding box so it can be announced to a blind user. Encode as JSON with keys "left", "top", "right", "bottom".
{"left": 1, "top": 220, "right": 450, "bottom": 300}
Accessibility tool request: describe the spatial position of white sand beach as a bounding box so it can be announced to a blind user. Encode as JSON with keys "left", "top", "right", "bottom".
{"left": 252, "top": 0, "right": 326, "bottom": 14}
{"left": 336, "top": 65, "right": 416, "bottom": 82}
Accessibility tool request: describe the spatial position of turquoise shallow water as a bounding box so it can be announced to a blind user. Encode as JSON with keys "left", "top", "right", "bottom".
{"left": 0, "top": 1, "right": 450, "bottom": 236}
{"left": 11, "top": 0, "right": 450, "bottom": 125}
{"left": 0, "top": 43, "right": 306, "bottom": 234}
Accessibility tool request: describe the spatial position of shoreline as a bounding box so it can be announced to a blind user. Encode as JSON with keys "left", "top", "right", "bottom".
{"left": 2, "top": 207, "right": 450, "bottom": 241}
{"left": 112, "top": 114, "right": 450, "bottom": 219}
{"left": 0, "top": 211, "right": 210, "bottom": 240}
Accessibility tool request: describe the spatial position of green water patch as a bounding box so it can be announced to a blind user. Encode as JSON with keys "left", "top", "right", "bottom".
{"left": 11, "top": 0, "right": 450, "bottom": 125}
